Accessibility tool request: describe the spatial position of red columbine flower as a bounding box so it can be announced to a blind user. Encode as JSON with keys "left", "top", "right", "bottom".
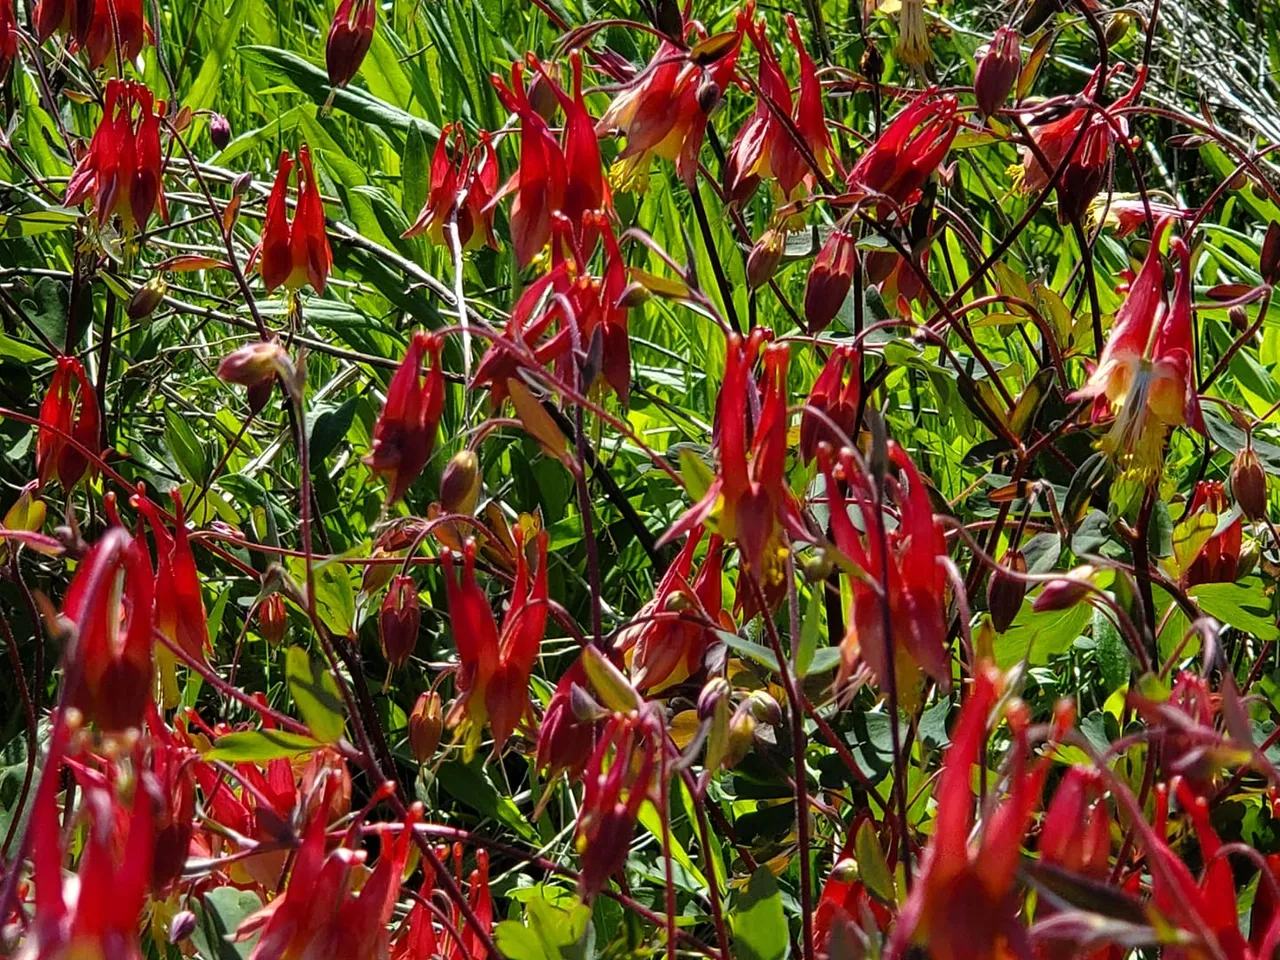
{"left": 800, "top": 344, "right": 861, "bottom": 463}
{"left": 471, "top": 266, "right": 574, "bottom": 408}
{"left": 36, "top": 355, "right": 100, "bottom": 491}
{"left": 21, "top": 743, "right": 155, "bottom": 960}
{"left": 820, "top": 441, "right": 950, "bottom": 706}
{"left": 532, "top": 53, "right": 609, "bottom": 237}
{"left": 392, "top": 845, "right": 493, "bottom": 960}
{"left": 0, "top": 0, "right": 17, "bottom": 83}
{"left": 133, "top": 490, "right": 211, "bottom": 706}
{"left": 867, "top": 245, "right": 931, "bottom": 317}
{"left": 403, "top": 122, "right": 499, "bottom": 250}
{"left": 813, "top": 819, "right": 893, "bottom": 956}
{"left": 63, "top": 527, "right": 156, "bottom": 732}
{"left": 974, "top": 26, "right": 1020, "bottom": 119}
{"left": 80, "top": 0, "right": 145, "bottom": 68}
{"left": 145, "top": 706, "right": 198, "bottom": 895}
{"left": 804, "top": 227, "right": 856, "bottom": 332}
{"left": 443, "top": 530, "right": 549, "bottom": 755}
{"left": 536, "top": 658, "right": 598, "bottom": 783}
{"left": 489, "top": 61, "right": 567, "bottom": 267}
{"left": 661, "top": 331, "right": 810, "bottom": 604}
{"left": 1070, "top": 217, "right": 1203, "bottom": 475}
{"left": 844, "top": 91, "right": 957, "bottom": 218}
{"left": 1091, "top": 195, "right": 1191, "bottom": 237}
{"left": 1182, "top": 481, "right": 1242, "bottom": 587}
{"left": 595, "top": 12, "right": 744, "bottom": 190}
{"left": 576, "top": 710, "right": 659, "bottom": 900}
{"left": 1016, "top": 66, "right": 1145, "bottom": 224}
{"left": 1130, "top": 670, "right": 1222, "bottom": 793}
{"left": 65, "top": 79, "right": 167, "bottom": 234}
{"left": 379, "top": 574, "right": 420, "bottom": 670}
{"left": 362, "top": 331, "right": 446, "bottom": 505}
{"left": 325, "top": 0, "right": 375, "bottom": 89}
{"left": 617, "top": 529, "right": 725, "bottom": 692}
{"left": 723, "top": 12, "right": 836, "bottom": 204}
{"left": 887, "top": 668, "right": 1049, "bottom": 960}
{"left": 259, "top": 146, "right": 333, "bottom": 294}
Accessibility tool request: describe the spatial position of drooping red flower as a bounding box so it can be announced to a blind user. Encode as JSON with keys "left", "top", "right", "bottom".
{"left": 800, "top": 344, "right": 861, "bottom": 463}
{"left": 259, "top": 146, "right": 332, "bottom": 294}
{"left": 723, "top": 12, "right": 836, "bottom": 203}
{"left": 1091, "top": 195, "right": 1192, "bottom": 238}
{"left": 813, "top": 819, "right": 893, "bottom": 957}
{"left": 65, "top": 79, "right": 167, "bottom": 233}
{"left": 660, "top": 331, "right": 810, "bottom": 600}
{"left": 488, "top": 61, "right": 567, "bottom": 267}
{"left": 804, "top": 227, "right": 856, "bottom": 332}
{"left": 63, "top": 527, "right": 156, "bottom": 732}
{"left": 536, "top": 658, "right": 598, "bottom": 783}
{"left": 35, "top": 355, "right": 100, "bottom": 491}
{"left": 532, "top": 53, "right": 609, "bottom": 237}
{"left": 616, "top": 529, "right": 725, "bottom": 692}
{"left": 1070, "top": 216, "right": 1203, "bottom": 475}
{"left": 576, "top": 710, "right": 659, "bottom": 900}
{"left": 471, "top": 266, "right": 574, "bottom": 408}
{"left": 0, "top": 0, "right": 18, "bottom": 83}
{"left": 403, "top": 122, "right": 499, "bottom": 250}
{"left": 443, "top": 529, "right": 549, "bottom": 754}
{"left": 133, "top": 490, "right": 211, "bottom": 707}
{"left": 379, "top": 574, "right": 421, "bottom": 670}
{"left": 36, "top": 0, "right": 145, "bottom": 69}
{"left": 20, "top": 737, "right": 155, "bottom": 960}
{"left": 325, "top": 0, "right": 375, "bottom": 89}
{"left": 1182, "top": 481, "right": 1243, "bottom": 587}
{"left": 1017, "top": 66, "right": 1145, "bottom": 225}
{"left": 1129, "top": 670, "right": 1221, "bottom": 793}
{"left": 145, "top": 705, "right": 198, "bottom": 896}
{"left": 362, "top": 331, "right": 446, "bottom": 505}
{"left": 887, "top": 667, "right": 1048, "bottom": 960}
{"left": 391, "top": 845, "right": 494, "bottom": 960}
{"left": 596, "top": 12, "right": 744, "bottom": 189}
{"left": 844, "top": 91, "right": 957, "bottom": 217}
{"left": 820, "top": 441, "right": 951, "bottom": 705}
{"left": 973, "top": 26, "right": 1021, "bottom": 119}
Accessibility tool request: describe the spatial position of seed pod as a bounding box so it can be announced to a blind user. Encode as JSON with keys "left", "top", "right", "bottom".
{"left": 379, "top": 574, "right": 420, "bottom": 670}
{"left": 408, "top": 691, "right": 443, "bottom": 762}
{"left": 1032, "top": 565, "right": 1095, "bottom": 612}
{"left": 747, "top": 228, "right": 786, "bottom": 290}
{"left": 1232, "top": 445, "right": 1268, "bottom": 521}
{"left": 987, "top": 549, "right": 1027, "bottom": 633}
{"left": 210, "top": 113, "right": 231, "bottom": 151}
{"left": 126, "top": 276, "right": 168, "bottom": 321}
{"left": 440, "top": 449, "right": 480, "bottom": 516}
{"left": 974, "top": 26, "right": 1021, "bottom": 119}
{"left": 258, "top": 593, "right": 287, "bottom": 646}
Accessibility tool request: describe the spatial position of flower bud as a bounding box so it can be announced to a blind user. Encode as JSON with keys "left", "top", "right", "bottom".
{"left": 1032, "top": 565, "right": 1095, "bottom": 612}
{"left": 696, "top": 77, "right": 723, "bottom": 116}
{"left": 697, "top": 676, "right": 731, "bottom": 720}
{"left": 724, "top": 703, "right": 757, "bottom": 769}
{"left": 802, "top": 547, "right": 835, "bottom": 583}
{"left": 1103, "top": 12, "right": 1130, "bottom": 47}
{"left": 210, "top": 113, "right": 231, "bottom": 151}
{"left": 1229, "top": 305, "right": 1250, "bottom": 333}
{"left": 747, "top": 228, "right": 785, "bottom": 289}
{"left": 217, "top": 341, "right": 291, "bottom": 389}
{"left": 1262, "top": 221, "right": 1280, "bottom": 286}
{"left": 169, "top": 910, "right": 198, "bottom": 944}
{"left": 804, "top": 229, "right": 856, "bottom": 333}
{"left": 258, "top": 593, "right": 287, "bottom": 646}
{"left": 746, "top": 690, "right": 781, "bottom": 725}
{"left": 232, "top": 170, "right": 253, "bottom": 197}
{"left": 1232, "top": 445, "right": 1268, "bottom": 521}
{"left": 974, "top": 26, "right": 1020, "bottom": 119}
{"left": 408, "top": 690, "right": 443, "bottom": 762}
{"left": 379, "top": 574, "right": 420, "bottom": 670}
{"left": 127, "top": 276, "right": 168, "bottom": 321}
{"left": 439, "top": 449, "right": 480, "bottom": 516}
{"left": 987, "top": 549, "right": 1027, "bottom": 633}
{"left": 616, "top": 281, "right": 652, "bottom": 310}
{"left": 326, "top": 0, "right": 376, "bottom": 89}
{"left": 527, "top": 65, "right": 560, "bottom": 122}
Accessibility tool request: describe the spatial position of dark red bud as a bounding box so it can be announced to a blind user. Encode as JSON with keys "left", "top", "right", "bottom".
{"left": 379, "top": 574, "right": 420, "bottom": 670}
{"left": 747, "top": 229, "right": 785, "bottom": 290}
{"left": 974, "top": 27, "right": 1021, "bottom": 119}
{"left": 258, "top": 593, "right": 287, "bottom": 646}
{"left": 210, "top": 113, "right": 231, "bottom": 151}
{"left": 804, "top": 229, "right": 856, "bottom": 332}
{"left": 1261, "top": 221, "right": 1280, "bottom": 286}
{"left": 1232, "top": 445, "right": 1268, "bottom": 521}
{"left": 408, "top": 690, "right": 443, "bottom": 761}
{"left": 987, "top": 549, "right": 1027, "bottom": 633}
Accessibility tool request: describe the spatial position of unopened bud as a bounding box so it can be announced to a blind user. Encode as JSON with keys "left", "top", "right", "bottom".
{"left": 747, "top": 229, "right": 785, "bottom": 289}
{"left": 1103, "top": 12, "right": 1130, "bottom": 47}
{"left": 1232, "top": 445, "right": 1268, "bottom": 521}
{"left": 696, "top": 77, "right": 723, "bottom": 116}
{"left": 987, "top": 549, "right": 1027, "bottom": 633}
{"left": 217, "top": 340, "right": 291, "bottom": 389}
{"left": 232, "top": 170, "right": 253, "bottom": 198}
{"left": 127, "top": 276, "right": 168, "bottom": 320}
{"left": 210, "top": 113, "right": 232, "bottom": 151}
{"left": 169, "top": 910, "right": 198, "bottom": 944}
{"left": 1262, "top": 221, "right": 1280, "bottom": 286}
{"left": 1229, "top": 305, "right": 1250, "bottom": 333}
{"left": 724, "top": 703, "right": 757, "bottom": 769}
{"left": 616, "top": 281, "right": 652, "bottom": 310}
{"left": 379, "top": 574, "right": 420, "bottom": 670}
{"left": 802, "top": 548, "right": 834, "bottom": 583}
{"left": 527, "top": 65, "right": 560, "bottom": 122}
{"left": 408, "top": 691, "right": 443, "bottom": 762}
{"left": 440, "top": 449, "right": 480, "bottom": 516}
{"left": 746, "top": 690, "right": 781, "bottom": 725}
{"left": 258, "top": 593, "right": 287, "bottom": 646}
{"left": 326, "top": 0, "right": 376, "bottom": 89}
{"left": 698, "top": 676, "right": 732, "bottom": 720}
{"left": 830, "top": 857, "right": 859, "bottom": 883}
{"left": 1032, "top": 565, "right": 1095, "bottom": 612}
{"left": 804, "top": 229, "right": 856, "bottom": 333}
{"left": 1238, "top": 539, "right": 1260, "bottom": 580}
{"left": 974, "top": 26, "right": 1021, "bottom": 119}
{"left": 569, "top": 682, "right": 610, "bottom": 722}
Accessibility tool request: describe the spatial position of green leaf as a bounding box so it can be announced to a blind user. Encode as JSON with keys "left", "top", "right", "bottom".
{"left": 438, "top": 760, "right": 538, "bottom": 841}
{"left": 679, "top": 447, "right": 715, "bottom": 503}
{"left": 164, "top": 408, "right": 210, "bottom": 483}
{"left": 795, "top": 584, "right": 822, "bottom": 677}
{"left": 402, "top": 123, "right": 431, "bottom": 220}
{"left": 1093, "top": 608, "right": 1131, "bottom": 694}
{"left": 1190, "top": 579, "right": 1280, "bottom": 641}
{"left": 284, "top": 645, "right": 345, "bottom": 744}
{"left": 716, "top": 630, "right": 780, "bottom": 673}
{"left": 637, "top": 800, "right": 707, "bottom": 890}
{"left": 993, "top": 601, "right": 1092, "bottom": 669}
{"left": 307, "top": 559, "right": 356, "bottom": 639}
{"left": 495, "top": 889, "right": 595, "bottom": 960}
{"left": 731, "top": 866, "right": 789, "bottom": 960}
{"left": 307, "top": 397, "right": 358, "bottom": 464}
{"left": 0, "top": 333, "right": 50, "bottom": 364}
{"left": 855, "top": 819, "right": 896, "bottom": 905}
{"left": 191, "top": 886, "right": 262, "bottom": 959}
{"left": 185, "top": 0, "right": 249, "bottom": 112}
{"left": 204, "top": 729, "right": 324, "bottom": 762}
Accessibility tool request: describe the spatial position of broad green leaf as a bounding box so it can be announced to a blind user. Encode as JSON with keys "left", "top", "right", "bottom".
{"left": 191, "top": 887, "right": 262, "bottom": 959}
{"left": 437, "top": 760, "right": 538, "bottom": 841}
{"left": 204, "top": 730, "right": 324, "bottom": 762}
{"left": 1190, "top": 579, "right": 1280, "bottom": 641}
{"left": 731, "top": 866, "right": 789, "bottom": 960}
{"left": 993, "top": 600, "right": 1092, "bottom": 669}
{"left": 284, "top": 645, "right": 345, "bottom": 744}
